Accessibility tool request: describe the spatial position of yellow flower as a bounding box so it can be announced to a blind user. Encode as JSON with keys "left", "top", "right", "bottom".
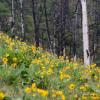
{"left": 52, "top": 90, "right": 65, "bottom": 100}
{"left": 37, "top": 89, "right": 48, "bottom": 97}
{"left": 59, "top": 56, "right": 64, "bottom": 60}
{"left": 32, "top": 83, "right": 37, "bottom": 91}
{"left": 90, "top": 64, "right": 96, "bottom": 69}
{"left": 0, "top": 92, "right": 5, "bottom": 100}
{"left": 32, "top": 46, "right": 36, "bottom": 52}
{"left": 60, "top": 71, "right": 71, "bottom": 80}
{"left": 73, "top": 63, "right": 78, "bottom": 67}
{"left": 64, "top": 74, "right": 71, "bottom": 79}
{"left": 69, "top": 84, "right": 76, "bottom": 90}
{"left": 55, "top": 91, "right": 63, "bottom": 96}
{"left": 47, "top": 68, "right": 53, "bottom": 75}
{"left": 82, "top": 94, "right": 87, "bottom": 100}
{"left": 12, "top": 63, "right": 17, "bottom": 68}
{"left": 80, "top": 85, "right": 87, "bottom": 91}
{"left": 90, "top": 93, "right": 99, "bottom": 100}
{"left": 61, "top": 94, "right": 65, "bottom": 100}
{"left": 62, "top": 66, "right": 70, "bottom": 71}
{"left": 2, "top": 57, "right": 8, "bottom": 64}
{"left": 60, "top": 71, "right": 65, "bottom": 80}
{"left": 13, "top": 57, "right": 17, "bottom": 62}
{"left": 31, "top": 59, "right": 41, "bottom": 65}
{"left": 25, "top": 87, "right": 31, "bottom": 94}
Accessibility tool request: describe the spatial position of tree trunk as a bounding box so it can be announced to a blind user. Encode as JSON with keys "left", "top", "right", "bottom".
{"left": 73, "top": 14, "right": 77, "bottom": 62}
{"left": 44, "top": 0, "right": 52, "bottom": 51}
{"left": 20, "top": 0, "right": 25, "bottom": 39}
{"left": 11, "top": 0, "right": 15, "bottom": 34}
{"left": 81, "top": 0, "right": 90, "bottom": 66}
{"left": 32, "top": 0, "right": 39, "bottom": 47}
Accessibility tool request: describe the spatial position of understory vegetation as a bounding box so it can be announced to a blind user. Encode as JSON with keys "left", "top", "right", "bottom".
{"left": 0, "top": 33, "right": 100, "bottom": 100}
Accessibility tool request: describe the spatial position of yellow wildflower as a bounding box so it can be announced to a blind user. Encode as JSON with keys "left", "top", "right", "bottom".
{"left": 60, "top": 71, "right": 70, "bottom": 80}
{"left": 32, "top": 46, "right": 36, "bottom": 52}
{"left": 2, "top": 57, "right": 8, "bottom": 64}
{"left": 0, "top": 92, "right": 5, "bottom": 100}
{"left": 62, "top": 66, "right": 70, "bottom": 71}
{"left": 80, "top": 85, "right": 87, "bottom": 91}
{"left": 13, "top": 57, "right": 17, "bottom": 62}
{"left": 52, "top": 90, "right": 65, "bottom": 100}
{"left": 90, "top": 64, "right": 96, "bottom": 69}
{"left": 12, "top": 63, "right": 17, "bottom": 68}
{"left": 82, "top": 94, "right": 87, "bottom": 100}
{"left": 90, "top": 93, "right": 99, "bottom": 100}
{"left": 32, "top": 83, "right": 37, "bottom": 91}
{"left": 60, "top": 71, "right": 65, "bottom": 80}
{"left": 64, "top": 74, "right": 71, "bottom": 79}
{"left": 25, "top": 87, "right": 31, "bottom": 94}
{"left": 47, "top": 68, "right": 53, "bottom": 75}
{"left": 61, "top": 94, "right": 65, "bottom": 100}
{"left": 59, "top": 56, "right": 64, "bottom": 60}
{"left": 37, "top": 89, "right": 48, "bottom": 97}
{"left": 55, "top": 91, "right": 63, "bottom": 96}
{"left": 69, "top": 84, "right": 76, "bottom": 90}
{"left": 31, "top": 59, "right": 41, "bottom": 65}
{"left": 74, "top": 63, "right": 78, "bottom": 67}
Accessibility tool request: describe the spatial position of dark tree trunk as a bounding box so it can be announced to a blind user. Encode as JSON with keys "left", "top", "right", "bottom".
{"left": 44, "top": 0, "right": 52, "bottom": 51}
{"left": 11, "top": 0, "right": 15, "bottom": 35}
{"left": 32, "top": 0, "right": 39, "bottom": 47}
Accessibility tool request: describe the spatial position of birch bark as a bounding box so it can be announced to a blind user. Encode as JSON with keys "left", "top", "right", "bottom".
{"left": 20, "top": 0, "right": 25, "bottom": 38}
{"left": 81, "top": 0, "right": 90, "bottom": 66}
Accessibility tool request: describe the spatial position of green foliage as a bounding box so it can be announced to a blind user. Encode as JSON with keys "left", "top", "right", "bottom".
{"left": 0, "top": 2, "right": 10, "bottom": 16}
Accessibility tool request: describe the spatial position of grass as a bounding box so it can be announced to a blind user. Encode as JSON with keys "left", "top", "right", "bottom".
{"left": 0, "top": 33, "right": 100, "bottom": 100}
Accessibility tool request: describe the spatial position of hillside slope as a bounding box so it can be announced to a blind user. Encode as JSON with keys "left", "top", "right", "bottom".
{"left": 0, "top": 33, "right": 100, "bottom": 100}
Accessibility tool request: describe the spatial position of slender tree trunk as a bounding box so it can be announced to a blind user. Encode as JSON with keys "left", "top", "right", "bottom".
{"left": 59, "top": 0, "right": 64, "bottom": 56}
{"left": 32, "top": 0, "right": 39, "bottom": 47}
{"left": 11, "top": 0, "right": 15, "bottom": 34}
{"left": 73, "top": 11, "right": 79, "bottom": 62}
{"left": 44, "top": 0, "right": 52, "bottom": 51}
{"left": 81, "top": 0, "right": 90, "bottom": 66}
{"left": 20, "top": 0, "right": 25, "bottom": 39}
{"left": 53, "top": 12, "right": 56, "bottom": 54}
{"left": 92, "top": 0, "right": 99, "bottom": 63}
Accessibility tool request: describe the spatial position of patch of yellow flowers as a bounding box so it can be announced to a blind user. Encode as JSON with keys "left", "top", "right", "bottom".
{"left": 0, "top": 33, "right": 100, "bottom": 99}
{"left": 25, "top": 83, "right": 66, "bottom": 100}
{"left": 60, "top": 66, "right": 71, "bottom": 80}
{"left": 52, "top": 90, "right": 65, "bottom": 100}
{"left": 25, "top": 83, "right": 48, "bottom": 97}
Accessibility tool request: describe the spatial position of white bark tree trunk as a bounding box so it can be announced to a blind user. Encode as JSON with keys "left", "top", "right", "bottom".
{"left": 81, "top": 0, "right": 90, "bottom": 66}
{"left": 20, "top": 0, "right": 25, "bottom": 38}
